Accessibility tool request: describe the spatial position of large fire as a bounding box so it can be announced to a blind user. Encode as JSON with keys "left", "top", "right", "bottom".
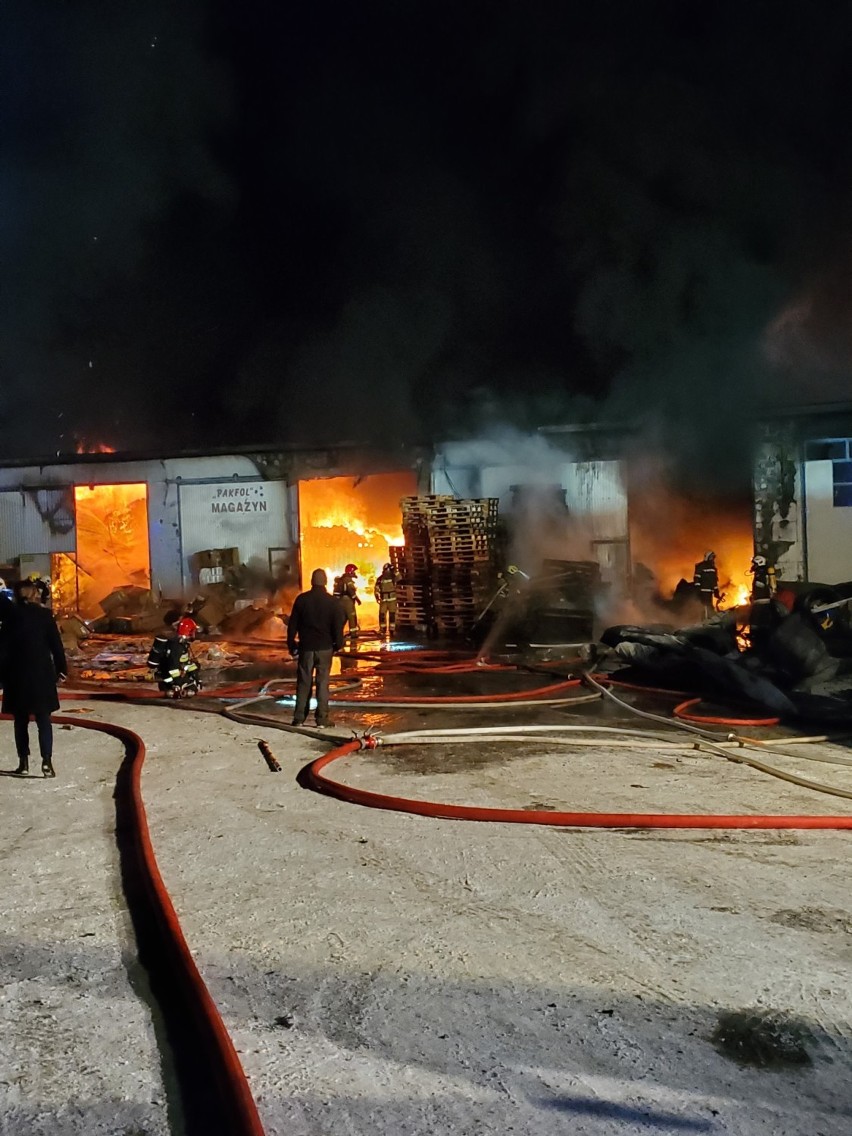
{"left": 628, "top": 470, "right": 755, "bottom": 612}
{"left": 72, "top": 484, "right": 151, "bottom": 617}
{"left": 298, "top": 472, "right": 416, "bottom": 625}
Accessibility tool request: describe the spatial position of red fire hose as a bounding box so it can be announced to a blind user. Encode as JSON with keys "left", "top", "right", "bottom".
{"left": 672, "top": 697, "right": 781, "bottom": 728}
{"left": 305, "top": 738, "right": 852, "bottom": 831}
{"left": 4, "top": 710, "right": 266, "bottom": 1136}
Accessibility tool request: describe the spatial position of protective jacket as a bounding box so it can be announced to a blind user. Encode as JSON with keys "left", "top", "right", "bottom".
{"left": 374, "top": 569, "right": 398, "bottom": 604}
{"left": 693, "top": 559, "right": 719, "bottom": 596}
{"left": 333, "top": 573, "right": 358, "bottom": 602}
{"left": 147, "top": 633, "right": 201, "bottom": 696}
{"left": 751, "top": 564, "right": 777, "bottom": 602}
{"left": 288, "top": 585, "right": 346, "bottom": 654}
{"left": 0, "top": 603, "right": 67, "bottom": 715}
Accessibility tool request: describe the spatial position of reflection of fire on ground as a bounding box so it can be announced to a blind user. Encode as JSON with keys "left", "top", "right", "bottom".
{"left": 298, "top": 472, "right": 415, "bottom": 624}
{"left": 629, "top": 474, "right": 755, "bottom": 610}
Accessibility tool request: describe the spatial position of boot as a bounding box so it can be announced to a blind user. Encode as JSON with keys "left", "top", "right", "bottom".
{"left": 13, "top": 756, "right": 28, "bottom": 776}
{"left": 41, "top": 758, "right": 55, "bottom": 779}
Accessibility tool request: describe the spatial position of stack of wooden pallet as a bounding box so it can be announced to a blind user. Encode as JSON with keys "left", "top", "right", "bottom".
{"left": 398, "top": 496, "right": 499, "bottom": 636}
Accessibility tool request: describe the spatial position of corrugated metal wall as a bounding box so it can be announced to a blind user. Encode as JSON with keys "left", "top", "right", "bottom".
{"left": 563, "top": 461, "right": 629, "bottom": 585}
{"left": 0, "top": 488, "right": 76, "bottom": 563}
{"left": 562, "top": 461, "right": 628, "bottom": 540}
{"left": 177, "top": 480, "right": 292, "bottom": 587}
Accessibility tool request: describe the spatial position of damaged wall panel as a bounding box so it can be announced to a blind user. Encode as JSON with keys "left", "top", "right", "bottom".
{"left": 753, "top": 426, "right": 804, "bottom": 582}
{"left": 0, "top": 488, "right": 75, "bottom": 564}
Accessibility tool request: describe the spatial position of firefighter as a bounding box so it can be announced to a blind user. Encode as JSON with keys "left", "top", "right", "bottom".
{"left": 374, "top": 562, "right": 400, "bottom": 638}
{"left": 333, "top": 563, "right": 361, "bottom": 638}
{"left": 749, "top": 554, "right": 777, "bottom": 604}
{"left": 147, "top": 615, "right": 202, "bottom": 698}
{"left": 693, "top": 550, "right": 720, "bottom": 619}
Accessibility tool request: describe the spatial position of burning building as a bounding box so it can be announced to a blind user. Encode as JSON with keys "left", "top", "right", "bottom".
{"left": 297, "top": 471, "right": 416, "bottom": 625}
{"left": 0, "top": 405, "right": 847, "bottom": 635}
{"left": 0, "top": 445, "right": 426, "bottom": 631}
{"left": 430, "top": 407, "right": 852, "bottom": 612}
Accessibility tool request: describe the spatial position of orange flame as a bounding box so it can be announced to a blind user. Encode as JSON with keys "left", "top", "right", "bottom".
{"left": 298, "top": 473, "right": 416, "bottom": 622}
{"left": 75, "top": 440, "right": 116, "bottom": 454}
{"left": 628, "top": 462, "right": 754, "bottom": 609}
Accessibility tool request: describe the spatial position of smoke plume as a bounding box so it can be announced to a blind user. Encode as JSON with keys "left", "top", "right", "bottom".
{"left": 3, "top": 3, "right": 851, "bottom": 459}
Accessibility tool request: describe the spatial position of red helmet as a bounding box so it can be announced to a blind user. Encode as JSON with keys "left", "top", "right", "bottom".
{"left": 176, "top": 617, "right": 198, "bottom": 639}
{"left": 344, "top": 563, "right": 358, "bottom": 575}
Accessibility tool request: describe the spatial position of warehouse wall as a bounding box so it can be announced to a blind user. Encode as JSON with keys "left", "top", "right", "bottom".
{"left": 803, "top": 460, "right": 852, "bottom": 584}
{"left": 0, "top": 455, "right": 295, "bottom": 600}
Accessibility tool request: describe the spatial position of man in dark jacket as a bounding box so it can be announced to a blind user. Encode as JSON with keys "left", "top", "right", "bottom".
{"left": 287, "top": 568, "right": 346, "bottom": 728}
{"left": 2, "top": 576, "right": 67, "bottom": 777}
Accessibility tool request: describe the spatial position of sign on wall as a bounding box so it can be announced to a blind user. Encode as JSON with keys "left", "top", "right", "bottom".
{"left": 177, "top": 480, "right": 291, "bottom": 585}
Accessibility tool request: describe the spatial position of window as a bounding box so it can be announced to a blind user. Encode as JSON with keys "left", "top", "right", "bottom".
{"left": 805, "top": 440, "right": 847, "bottom": 462}
{"left": 806, "top": 438, "right": 852, "bottom": 506}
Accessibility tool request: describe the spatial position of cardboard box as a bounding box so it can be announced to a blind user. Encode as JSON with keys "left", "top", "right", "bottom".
{"left": 199, "top": 566, "right": 225, "bottom": 586}
{"left": 99, "top": 586, "right": 155, "bottom": 616}
{"left": 131, "top": 610, "right": 171, "bottom": 633}
{"left": 100, "top": 588, "right": 131, "bottom": 614}
{"left": 58, "top": 615, "right": 90, "bottom": 652}
{"left": 195, "top": 597, "right": 229, "bottom": 630}
{"left": 195, "top": 549, "right": 222, "bottom": 570}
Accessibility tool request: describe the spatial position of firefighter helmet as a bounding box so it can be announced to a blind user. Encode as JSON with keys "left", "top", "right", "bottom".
{"left": 752, "top": 554, "right": 767, "bottom": 568}
{"left": 176, "top": 616, "right": 198, "bottom": 639}
{"left": 704, "top": 550, "right": 716, "bottom": 561}
{"left": 21, "top": 574, "right": 50, "bottom": 603}
{"left": 344, "top": 563, "right": 358, "bottom": 575}
{"left": 382, "top": 562, "right": 392, "bottom": 573}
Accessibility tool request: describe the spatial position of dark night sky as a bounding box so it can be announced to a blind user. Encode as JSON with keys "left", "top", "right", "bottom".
{"left": 4, "top": 1, "right": 852, "bottom": 463}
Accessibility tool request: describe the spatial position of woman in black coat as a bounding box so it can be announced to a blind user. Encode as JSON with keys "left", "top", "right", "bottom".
{"left": 1, "top": 577, "right": 67, "bottom": 777}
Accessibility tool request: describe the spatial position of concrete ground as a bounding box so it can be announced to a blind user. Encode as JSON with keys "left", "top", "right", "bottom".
{"left": 1, "top": 658, "right": 852, "bottom": 1135}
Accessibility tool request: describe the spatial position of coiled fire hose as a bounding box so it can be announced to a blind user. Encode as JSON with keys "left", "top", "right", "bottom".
{"left": 289, "top": 665, "right": 852, "bottom": 828}
{"left": 5, "top": 708, "right": 266, "bottom": 1136}
{"left": 302, "top": 728, "right": 852, "bottom": 829}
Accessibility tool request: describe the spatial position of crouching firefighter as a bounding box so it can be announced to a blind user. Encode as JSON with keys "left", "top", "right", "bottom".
{"left": 375, "top": 562, "right": 399, "bottom": 638}
{"left": 693, "top": 551, "right": 720, "bottom": 619}
{"left": 333, "top": 563, "right": 361, "bottom": 638}
{"left": 147, "top": 616, "right": 202, "bottom": 698}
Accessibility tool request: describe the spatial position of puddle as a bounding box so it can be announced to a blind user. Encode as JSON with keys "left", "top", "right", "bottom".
{"left": 711, "top": 1009, "right": 813, "bottom": 1069}
{"left": 370, "top": 743, "right": 515, "bottom": 775}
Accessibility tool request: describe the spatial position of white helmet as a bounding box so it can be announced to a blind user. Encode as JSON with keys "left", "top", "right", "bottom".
{"left": 752, "top": 555, "right": 767, "bottom": 568}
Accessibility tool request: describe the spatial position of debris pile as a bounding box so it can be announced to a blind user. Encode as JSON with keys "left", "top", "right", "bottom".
{"left": 83, "top": 547, "right": 289, "bottom": 640}
{"left": 91, "top": 586, "right": 173, "bottom": 635}
{"left": 591, "top": 589, "right": 852, "bottom": 723}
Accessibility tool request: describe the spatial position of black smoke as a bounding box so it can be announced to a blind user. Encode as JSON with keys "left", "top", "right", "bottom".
{"left": 3, "top": 2, "right": 852, "bottom": 464}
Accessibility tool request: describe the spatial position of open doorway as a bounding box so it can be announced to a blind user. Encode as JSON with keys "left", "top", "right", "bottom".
{"left": 298, "top": 472, "right": 416, "bottom": 625}
{"left": 70, "top": 484, "right": 151, "bottom": 619}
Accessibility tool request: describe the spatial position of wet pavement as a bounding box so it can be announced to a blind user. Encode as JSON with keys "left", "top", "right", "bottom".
{"left": 66, "top": 632, "right": 815, "bottom": 754}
